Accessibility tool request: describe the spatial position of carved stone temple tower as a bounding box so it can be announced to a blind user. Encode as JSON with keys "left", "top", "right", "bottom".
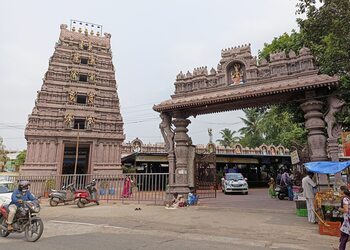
{"left": 21, "top": 22, "right": 125, "bottom": 175}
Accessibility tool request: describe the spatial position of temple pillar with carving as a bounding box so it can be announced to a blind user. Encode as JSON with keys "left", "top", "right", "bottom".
{"left": 300, "top": 100, "right": 328, "bottom": 161}
{"left": 172, "top": 116, "right": 191, "bottom": 194}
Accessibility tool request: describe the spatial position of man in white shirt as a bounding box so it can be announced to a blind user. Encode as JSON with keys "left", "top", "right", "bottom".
{"left": 302, "top": 172, "right": 317, "bottom": 223}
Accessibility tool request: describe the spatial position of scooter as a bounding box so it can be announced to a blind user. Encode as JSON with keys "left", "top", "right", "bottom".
{"left": 49, "top": 183, "right": 75, "bottom": 207}
{"left": 74, "top": 180, "right": 99, "bottom": 208}
{"left": 275, "top": 185, "right": 288, "bottom": 200}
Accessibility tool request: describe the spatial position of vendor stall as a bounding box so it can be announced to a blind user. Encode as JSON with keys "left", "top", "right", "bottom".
{"left": 303, "top": 161, "right": 350, "bottom": 237}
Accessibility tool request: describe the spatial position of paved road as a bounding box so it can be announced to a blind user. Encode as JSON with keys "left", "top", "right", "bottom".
{"left": 202, "top": 188, "right": 295, "bottom": 212}
{"left": 0, "top": 188, "right": 340, "bottom": 249}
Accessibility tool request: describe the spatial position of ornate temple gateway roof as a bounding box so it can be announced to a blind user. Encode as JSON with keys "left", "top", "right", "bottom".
{"left": 153, "top": 44, "right": 339, "bottom": 115}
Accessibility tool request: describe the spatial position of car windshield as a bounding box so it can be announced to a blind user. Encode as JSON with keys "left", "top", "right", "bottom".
{"left": 0, "top": 183, "right": 15, "bottom": 193}
{"left": 226, "top": 174, "right": 244, "bottom": 181}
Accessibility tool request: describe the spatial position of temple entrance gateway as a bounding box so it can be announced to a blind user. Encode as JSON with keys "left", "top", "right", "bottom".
{"left": 62, "top": 145, "right": 90, "bottom": 175}
{"left": 154, "top": 44, "right": 343, "bottom": 196}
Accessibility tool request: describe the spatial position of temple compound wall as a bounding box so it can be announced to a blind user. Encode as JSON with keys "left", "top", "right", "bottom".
{"left": 21, "top": 23, "right": 125, "bottom": 175}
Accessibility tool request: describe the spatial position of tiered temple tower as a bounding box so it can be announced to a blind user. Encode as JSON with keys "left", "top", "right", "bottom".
{"left": 21, "top": 22, "right": 125, "bottom": 175}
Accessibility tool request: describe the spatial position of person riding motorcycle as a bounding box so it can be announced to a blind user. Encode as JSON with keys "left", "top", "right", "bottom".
{"left": 7, "top": 180, "right": 36, "bottom": 231}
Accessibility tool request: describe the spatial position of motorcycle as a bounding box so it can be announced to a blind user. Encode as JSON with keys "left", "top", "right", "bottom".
{"left": 275, "top": 185, "right": 288, "bottom": 200}
{"left": 74, "top": 180, "right": 99, "bottom": 208}
{"left": 0, "top": 200, "right": 44, "bottom": 242}
{"left": 49, "top": 183, "right": 75, "bottom": 207}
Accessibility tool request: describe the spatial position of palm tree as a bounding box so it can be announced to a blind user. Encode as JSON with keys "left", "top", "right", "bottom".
{"left": 216, "top": 128, "right": 240, "bottom": 148}
{"left": 239, "top": 109, "right": 263, "bottom": 136}
{"left": 238, "top": 109, "right": 265, "bottom": 148}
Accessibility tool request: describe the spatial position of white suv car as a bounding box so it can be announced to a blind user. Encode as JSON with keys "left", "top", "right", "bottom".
{"left": 222, "top": 173, "right": 248, "bottom": 195}
{"left": 0, "top": 181, "right": 15, "bottom": 205}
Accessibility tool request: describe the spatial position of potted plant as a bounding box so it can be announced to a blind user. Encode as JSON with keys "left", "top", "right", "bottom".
{"left": 45, "top": 179, "right": 55, "bottom": 198}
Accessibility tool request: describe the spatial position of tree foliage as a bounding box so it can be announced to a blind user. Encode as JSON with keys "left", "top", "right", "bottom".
{"left": 253, "top": 0, "right": 350, "bottom": 150}
{"left": 15, "top": 150, "right": 26, "bottom": 170}
{"left": 258, "top": 107, "right": 307, "bottom": 149}
{"left": 0, "top": 137, "right": 8, "bottom": 172}
{"left": 238, "top": 109, "right": 264, "bottom": 148}
{"left": 259, "top": 31, "right": 303, "bottom": 62}
{"left": 236, "top": 107, "right": 307, "bottom": 149}
{"left": 216, "top": 128, "right": 239, "bottom": 148}
{"left": 296, "top": 0, "right": 350, "bottom": 129}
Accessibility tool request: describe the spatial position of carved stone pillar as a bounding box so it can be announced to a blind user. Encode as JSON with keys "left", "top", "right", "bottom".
{"left": 328, "top": 138, "right": 339, "bottom": 161}
{"left": 173, "top": 117, "right": 191, "bottom": 194}
{"left": 168, "top": 152, "right": 175, "bottom": 185}
{"left": 158, "top": 112, "right": 175, "bottom": 186}
{"left": 300, "top": 100, "right": 328, "bottom": 161}
{"left": 325, "top": 96, "right": 346, "bottom": 162}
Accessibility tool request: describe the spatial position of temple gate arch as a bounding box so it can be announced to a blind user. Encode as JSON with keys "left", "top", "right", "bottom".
{"left": 154, "top": 44, "right": 343, "bottom": 196}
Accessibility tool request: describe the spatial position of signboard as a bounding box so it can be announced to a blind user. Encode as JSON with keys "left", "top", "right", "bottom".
{"left": 290, "top": 150, "right": 300, "bottom": 165}
{"left": 136, "top": 155, "right": 168, "bottom": 162}
{"left": 342, "top": 132, "right": 350, "bottom": 157}
{"left": 216, "top": 157, "right": 259, "bottom": 164}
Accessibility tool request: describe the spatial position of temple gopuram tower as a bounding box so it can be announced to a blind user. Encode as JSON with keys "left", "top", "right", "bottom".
{"left": 21, "top": 21, "right": 125, "bottom": 175}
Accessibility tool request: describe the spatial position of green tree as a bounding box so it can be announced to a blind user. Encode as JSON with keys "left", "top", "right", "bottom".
{"left": 238, "top": 109, "right": 265, "bottom": 148}
{"left": 239, "top": 109, "right": 263, "bottom": 135}
{"left": 216, "top": 128, "right": 239, "bottom": 148}
{"left": 15, "top": 150, "right": 26, "bottom": 171}
{"left": 259, "top": 31, "right": 303, "bottom": 62}
{"left": 259, "top": 106, "right": 307, "bottom": 148}
{"left": 296, "top": 0, "right": 350, "bottom": 129}
{"left": 0, "top": 137, "right": 8, "bottom": 172}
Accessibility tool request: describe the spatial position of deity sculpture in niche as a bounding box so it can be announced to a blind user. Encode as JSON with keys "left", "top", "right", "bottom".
{"left": 270, "top": 147, "right": 276, "bottom": 155}
{"left": 86, "top": 115, "right": 95, "bottom": 129}
{"left": 88, "top": 41, "right": 92, "bottom": 51}
{"left": 159, "top": 112, "right": 174, "bottom": 153}
{"left": 87, "top": 92, "right": 95, "bottom": 105}
{"left": 79, "top": 40, "right": 84, "bottom": 50}
{"left": 234, "top": 145, "right": 242, "bottom": 154}
{"left": 64, "top": 114, "right": 74, "bottom": 128}
{"left": 68, "top": 89, "right": 76, "bottom": 103}
{"left": 72, "top": 52, "right": 80, "bottom": 63}
{"left": 88, "top": 55, "right": 96, "bottom": 65}
{"left": 132, "top": 140, "right": 142, "bottom": 153}
{"left": 231, "top": 63, "right": 243, "bottom": 85}
{"left": 88, "top": 72, "right": 95, "bottom": 82}
{"left": 207, "top": 143, "right": 216, "bottom": 153}
{"left": 278, "top": 147, "right": 284, "bottom": 155}
{"left": 70, "top": 70, "right": 78, "bottom": 81}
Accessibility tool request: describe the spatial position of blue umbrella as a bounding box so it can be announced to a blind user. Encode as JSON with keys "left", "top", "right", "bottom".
{"left": 304, "top": 161, "right": 350, "bottom": 174}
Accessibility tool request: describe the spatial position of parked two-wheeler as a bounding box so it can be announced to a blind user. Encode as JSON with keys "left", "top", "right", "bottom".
{"left": 74, "top": 180, "right": 99, "bottom": 208}
{"left": 275, "top": 185, "right": 288, "bottom": 200}
{"left": 0, "top": 200, "right": 44, "bottom": 242}
{"left": 49, "top": 183, "right": 75, "bottom": 207}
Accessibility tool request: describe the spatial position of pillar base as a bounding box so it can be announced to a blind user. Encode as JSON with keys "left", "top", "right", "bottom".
{"left": 166, "top": 184, "right": 190, "bottom": 201}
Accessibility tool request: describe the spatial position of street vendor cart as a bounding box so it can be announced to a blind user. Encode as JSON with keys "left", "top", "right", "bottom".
{"left": 304, "top": 161, "right": 350, "bottom": 237}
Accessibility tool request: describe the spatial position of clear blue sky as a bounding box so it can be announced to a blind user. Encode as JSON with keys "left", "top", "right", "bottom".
{"left": 0, "top": 0, "right": 300, "bottom": 150}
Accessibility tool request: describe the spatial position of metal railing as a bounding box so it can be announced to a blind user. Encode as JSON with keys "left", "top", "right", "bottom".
{"left": 7, "top": 173, "right": 170, "bottom": 205}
